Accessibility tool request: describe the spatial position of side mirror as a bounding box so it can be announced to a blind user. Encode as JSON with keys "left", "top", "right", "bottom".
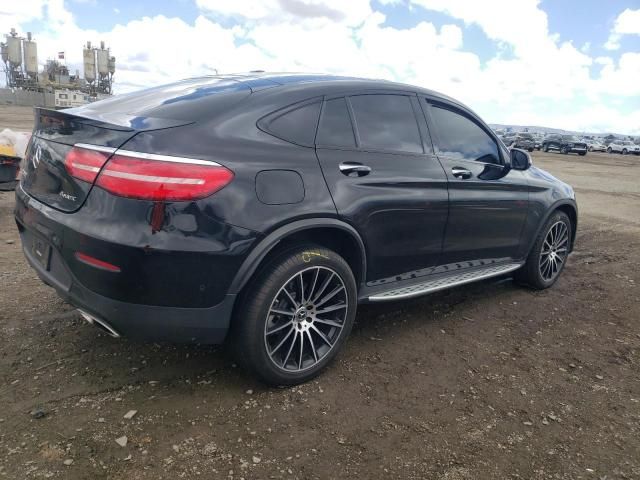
{"left": 510, "top": 148, "right": 532, "bottom": 170}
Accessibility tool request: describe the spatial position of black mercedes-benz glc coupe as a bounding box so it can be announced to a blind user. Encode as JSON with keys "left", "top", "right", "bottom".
{"left": 15, "top": 73, "right": 577, "bottom": 385}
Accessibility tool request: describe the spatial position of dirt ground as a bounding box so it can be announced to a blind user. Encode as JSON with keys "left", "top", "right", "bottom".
{"left": 0, "top": 105, "right": 35, "bottom": 132}
{"left": 1, "top": 146, "right": 639, "bottom": 479}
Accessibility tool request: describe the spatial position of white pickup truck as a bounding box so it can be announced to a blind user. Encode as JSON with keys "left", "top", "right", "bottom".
{"left": 607, "top": 140, "right": 640, "bottom": 155}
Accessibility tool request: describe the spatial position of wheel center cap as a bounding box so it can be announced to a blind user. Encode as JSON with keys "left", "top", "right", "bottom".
{"left": 295, "top": 307, "right": 307, "bottom": 321}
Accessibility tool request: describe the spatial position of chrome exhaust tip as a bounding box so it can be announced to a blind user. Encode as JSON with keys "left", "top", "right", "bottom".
{"left": 78, "top": 309, "right": 121, "bottom": 338}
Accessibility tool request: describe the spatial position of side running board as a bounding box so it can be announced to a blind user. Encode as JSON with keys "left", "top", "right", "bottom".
{"left": 368, "top": 262, "right": 522, "bottom": 302}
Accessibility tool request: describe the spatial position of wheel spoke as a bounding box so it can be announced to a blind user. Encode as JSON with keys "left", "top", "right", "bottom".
{"left": 311, "top": 324, "right": 333, "bottom": 346}
{"left": 282, "top": 330, "right": 298, "bottom": 367}
{"left": 266, "top": 320, "right": 294, "bottom": 335}
{"left": 271, "top": 327, "right": 295, "bottom": 354}
{"left": 270, "top": 308, "right": 295, "bottom": 317}
{"left": 315, "top": 285, "right": 344, "bottom": 308}
{"left": 312, "top": 272, "right": 334, "bottom": 303}
{"left": 306, "top": 330, "right": 318, "bottom": 363}
{"left": 298, "top": 273, "right": 305, "bottom": 304}
{"left": 282, "top": 286, "right": 298, "bottom": 309}
{"left": 315, "top": 318, "right": 344, "bottom": 328}
{"left": 540, "top": 255, "right": 550, "bottom": 268}
{"left": 316, "top": 303, "right": 347, "bottom": 315}
{"left": 308, "top": 268, "right": 320, "bottom": 301}
{"left": 298, "top": 330, "right": 305, "bottom": 369}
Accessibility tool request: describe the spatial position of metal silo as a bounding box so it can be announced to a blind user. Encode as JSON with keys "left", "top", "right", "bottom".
{"left": 83, "top": 41, "right": 95, "bottom": 83}
{"left": 97, "top": 47, "right": 109, "bottom": 76}
{"left": 108, "top": 56, "right": 116, "bottom": 74}
{"left": 24, "top": 32, "right": 38, "bottom": 76}
{"left": 6, "top": 34, "right": 22, "bottom": 67}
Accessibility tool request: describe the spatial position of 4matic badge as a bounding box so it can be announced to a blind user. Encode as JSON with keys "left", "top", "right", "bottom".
{"left": 59, "top": 191, "right": 77, "bottom": 201}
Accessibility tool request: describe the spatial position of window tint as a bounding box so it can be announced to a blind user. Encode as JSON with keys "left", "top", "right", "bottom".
{"left": 260, "top": 101, "right": 321, "bottom": 147}
{"left": 430, "top": 106, "right": 500, "bottom": 164}
{"left": 349, "top": 95, "right": 423, "bottom": 153}
{"left": 317, "top": 98, "right": 356, "bottom": 148}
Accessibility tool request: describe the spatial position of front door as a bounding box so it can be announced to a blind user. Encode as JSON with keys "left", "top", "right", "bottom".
{"left": 423, "top": 100, "right": 529, "bottom": 264}
{"left": 316, "top": 93, "right": 449, "bottom": 283}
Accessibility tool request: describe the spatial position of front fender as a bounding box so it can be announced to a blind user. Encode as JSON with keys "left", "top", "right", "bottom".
{"left": 524, "top": 198, "right": 578, "bottom": 258}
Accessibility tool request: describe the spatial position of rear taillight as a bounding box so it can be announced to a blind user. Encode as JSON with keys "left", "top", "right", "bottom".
{"left": 95, "top": 150, "right": 234, "bottom": 201}
{"left": 64, "top": 145, "right": 114, "bottom": 183}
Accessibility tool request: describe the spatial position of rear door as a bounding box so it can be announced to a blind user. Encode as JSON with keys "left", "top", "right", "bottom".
{"left": 423, "top": 99, "right": 529, "bottom": 264}
{"left": 315, "top": 92, "right": 449, "bottom": 283}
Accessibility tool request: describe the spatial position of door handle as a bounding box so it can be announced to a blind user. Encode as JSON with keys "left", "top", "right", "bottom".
{"left": 451, "top": 167, "right": 472, "bottom": 179}
{"left": 339, "top": 162, "right": 372, "bottom": 177}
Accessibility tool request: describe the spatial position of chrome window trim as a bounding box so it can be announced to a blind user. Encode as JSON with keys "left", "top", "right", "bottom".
{"left": 74, "top": 143, "right": 117, "bottom": 154}
{"left": 115, "top": 149, "right": 222, "bottom": 166}
{"left": 73, "top": 144, "right": 221, "bottom": 167}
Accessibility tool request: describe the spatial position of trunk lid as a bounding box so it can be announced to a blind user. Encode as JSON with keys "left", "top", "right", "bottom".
{"left": 21, "top": 108, "right": 193, "bottom": 212}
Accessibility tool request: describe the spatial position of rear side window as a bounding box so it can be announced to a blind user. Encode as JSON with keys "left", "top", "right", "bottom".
{"left": 349, "top": 95, "right": 423, "bottom": 154}
{"left": 259, "top": 100, "right": 321, "bottom": 147}
{"left": 317, "top": 98, "right": 356, "bottom": 148}
{"left": 430, "top": 106, "right": 500, "bottom": 164}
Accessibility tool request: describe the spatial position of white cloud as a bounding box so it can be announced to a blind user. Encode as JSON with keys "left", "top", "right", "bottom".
{"left": 196, "top": 0, "right": 373, "bottom": 26}
{"left": 0, "top": 0, "right": 46, "bottom": 34}
{"left": 4, "top": 0, "right": 639, "bottom": 134}
{"left": 605, "top": 8, "right": 640, "bottom": 50}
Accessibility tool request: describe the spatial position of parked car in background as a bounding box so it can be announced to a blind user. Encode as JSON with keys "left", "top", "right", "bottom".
{"left": 542, "top": 135, "right": 587, "bottom": 156}
{"left": 14, "top": 73, "right": 578, "bottom": 385}
{"left": 533, "top": 137, "right": 542, "bottom": 150}
{"left": 586, "top": 140, "right": 606, "bottom": 152}
{"left": 510, "top": 133, "right": 535, "bottom": 152}
{"left": 607, "top": 140, "right": 640, "bottom": 155}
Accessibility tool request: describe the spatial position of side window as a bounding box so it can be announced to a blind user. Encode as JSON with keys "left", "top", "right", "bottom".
{"left": 316, "top": 98, "right": 356, "bottom": 148}
{"left": 430, "top": 106, "right": 500, "bottom": 164}
{"left": 258, "top": 100, "right": 321, "bottom": 147}
{"left": 349, "top": 95, "right": 423, "bottom": 154}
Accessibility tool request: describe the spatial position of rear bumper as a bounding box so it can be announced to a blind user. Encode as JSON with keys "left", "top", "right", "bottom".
{"left": 13, "top": 185, "right": 258, "bottom": 344}
{"left": 20, "top": 239, "right": 236, "bottom": 342}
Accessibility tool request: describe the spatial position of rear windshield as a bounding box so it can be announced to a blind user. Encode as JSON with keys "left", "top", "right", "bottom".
{"left": 69, "top": 77, "right": 251, "bottom": 122}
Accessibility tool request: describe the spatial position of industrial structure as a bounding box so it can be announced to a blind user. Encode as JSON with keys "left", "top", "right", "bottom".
{"left": 1, "top": 28, "right": 115, "bottom": 108}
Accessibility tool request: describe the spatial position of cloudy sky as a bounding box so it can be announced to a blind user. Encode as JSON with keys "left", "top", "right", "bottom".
{"left": 2, "top": 0, "right": 639, "bottom": 134}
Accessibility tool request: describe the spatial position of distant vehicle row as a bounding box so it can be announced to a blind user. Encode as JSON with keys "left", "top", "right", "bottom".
{"left": 497, "top": 134, "right": 639, "bottom": 156}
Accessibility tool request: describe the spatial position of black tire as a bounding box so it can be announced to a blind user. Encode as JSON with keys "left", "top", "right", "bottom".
{"left": 515, "top": 211, "right": 572, "bottom": 290}
{"left": 607, "top": 147, "right": 612, "bottom": 154}
{"left": 579, "top": 152, "right": 586, "bottom": 156}
{"left": 528, "top": 148, "right": 534, "bottom": 152}
{"left": 561, "top": 146, "right": 569, "bottom": 154}
{"left": 543, "top": 144, "right": 549, "bottom": 152}
{"left": 231, "top": 245, "right": 357, "bottom": 386}
{"left": 588, "top": 146, "right": 593, "bottom": 152}
{"left": 622, "top": 149, "right": 628, "bottom": 155}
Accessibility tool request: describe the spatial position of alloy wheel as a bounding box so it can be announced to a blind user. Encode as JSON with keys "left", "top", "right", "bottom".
{"left": 539, "top": 221, "right": 569, "bottom": 281}
{"left": 264, "top": 266, "right": 348, "bottom": 372}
